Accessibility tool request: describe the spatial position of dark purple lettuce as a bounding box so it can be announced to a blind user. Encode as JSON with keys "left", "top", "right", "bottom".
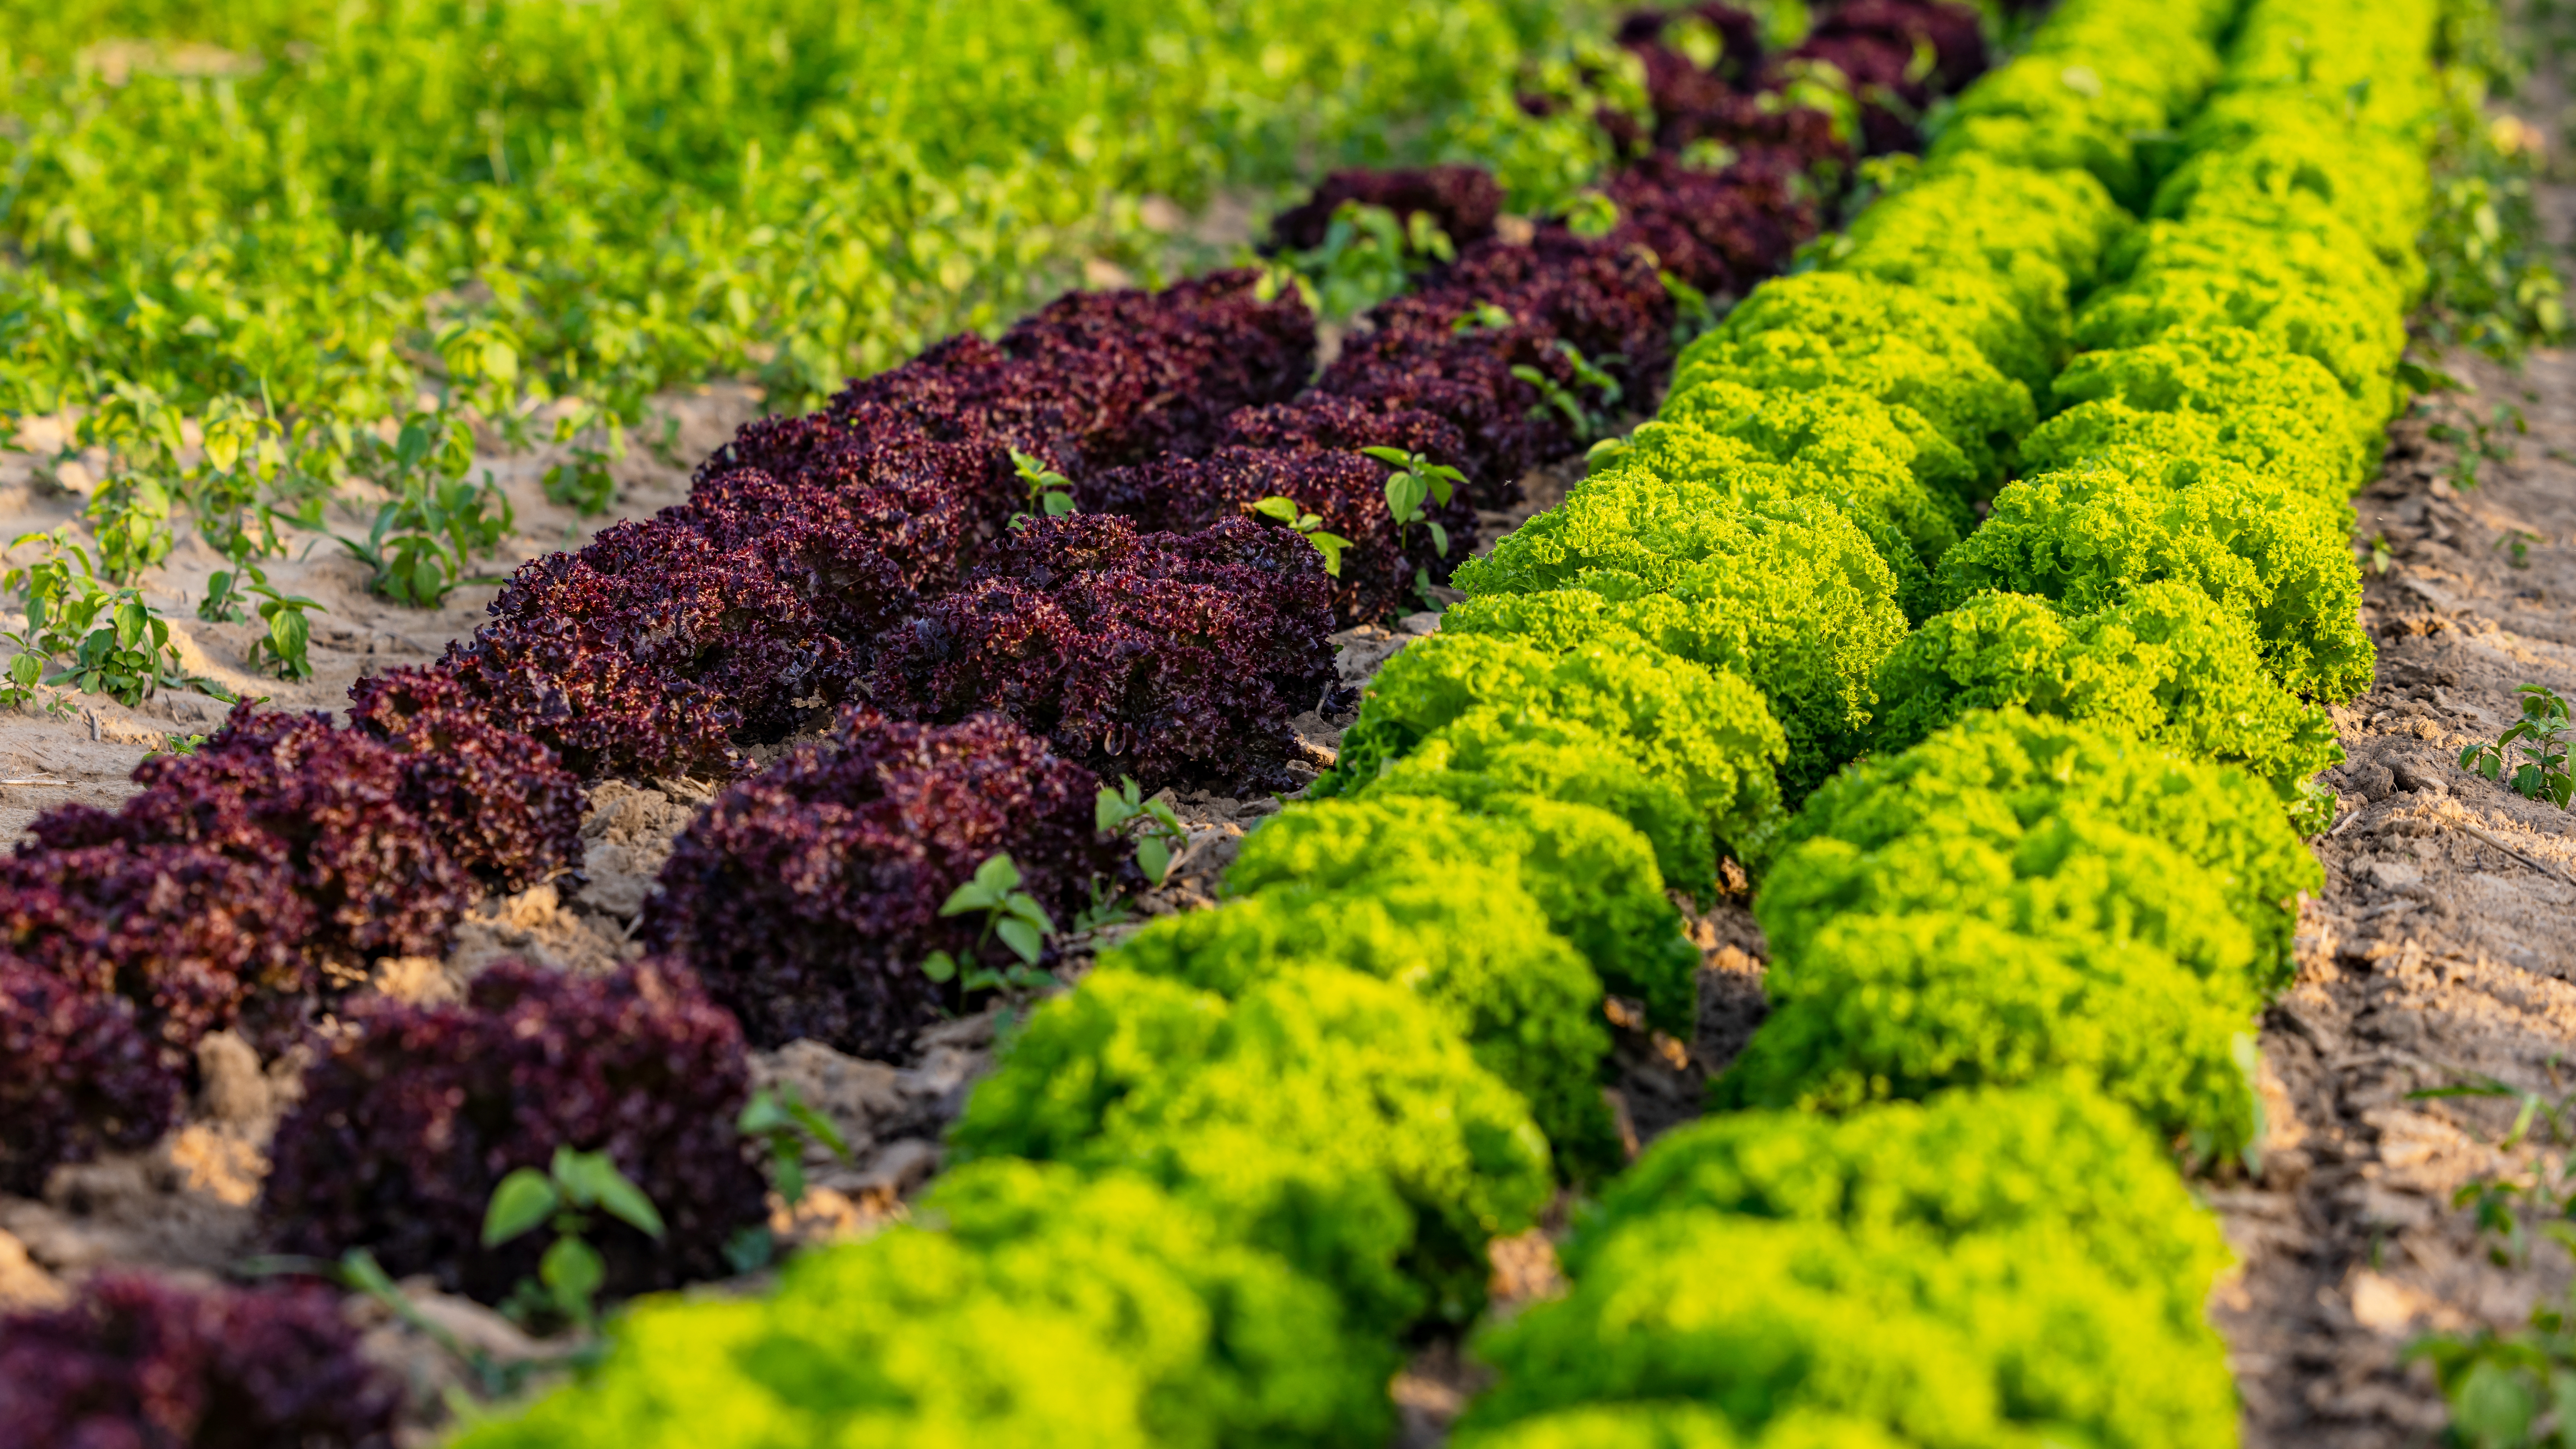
{"left": 0, "top": 959, "right": 183, "bottom": 1194}
{"left": 985, "top": 269, "right": 1317, "bottom": 464}
{"left": 1217, "top": 397, "right": 1468, "bottom": 466}
{"left": 0, "top": 841, "right": 315, "bottom": 1051}
{"left": 442, "top": 520, "right": 854, "bottom": 779}
{"left": 1608, "top": 152, "right": 1817, "bottom": 298}
{"left": 867, "top": 514, "right": 1335, "bottom": 792}
{"left": 1787, "top": 0, "right": 1988, "bottom": 154}
{"left": 1375, "top": 231, "right": 1678, "bottom": 399}
{"left": 0, "top": 1274, "right": 402, "bottom": 1449}
{"left": 645, "top": 709, "right": 1120, "bottom": 1056}
{"left": 1080, "top": 446, "right": 1474, "bottom": 625}
{"left": 17, "top": 705, "right": 465, "bottom": 980}
{"left": 260, "top": 960, "right": 767, "bottom": 1305}
{"left": 1317, "top": 322, "right": 1590, "bottom": 493}
{"left": 348, "top": 667, "right": 585, "bottom": 894}
{"left": 434, "top": 610, "right": 740, "bottom": 784}
{"left": 830, "top": 270, "right": 1315, "bottom": 469}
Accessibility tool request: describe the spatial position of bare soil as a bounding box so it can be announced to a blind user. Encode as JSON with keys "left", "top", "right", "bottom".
{"left": 0, "top": 386, "right": 767, "bottom": 840}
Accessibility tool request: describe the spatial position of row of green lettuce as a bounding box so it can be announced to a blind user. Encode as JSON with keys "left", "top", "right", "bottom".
{"left": 1439, "top": 0, "right": 2454, "bottom": 1437}
{"left": 446, "top": 0, "right": 2454, "bottom": 1442}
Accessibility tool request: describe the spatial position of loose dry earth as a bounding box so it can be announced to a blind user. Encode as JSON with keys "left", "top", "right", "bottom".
{"left": 0, "top": 385, "right": 770, "bottom": 840}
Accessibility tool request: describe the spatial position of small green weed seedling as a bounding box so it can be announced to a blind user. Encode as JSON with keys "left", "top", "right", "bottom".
{"left": 2369, "top": 532, "right": 2397, "bottom": 574}
{"left": 2461, "top": 685, "right": 2576, "bottom": 807}
{"left": 2404, "top": 1067, "right": 2576, "bottom": 1446}
{"left": 2290, "top": 777, "right": 2339, "bottom": 839}
{"left": 433, "top": 322, "right": 529, "bottom": 452}
{"left": 2400, "top": 358, "right": 2470, "bottom": 397}
{"left": 1, "top": 533, "right": 234, "bottom": 709}
{"left": 1009, "top": 449, "right": 1076, "bottom": 526}
{"left": 2407, "top": 1075, "right": 2576, "bottom": 1270}
{"left": 481, "top": 1147, "right": 666, "bottom": 1333}
{"left": 738, "top": 1081, "right": 851, "bottom": 1208}
{"left": 199, "top": 562, "right": 323, "bottom": 680}
{"left": 922, "top": 853, "right": 1059, "bottom": 994}
{"left": 252, "top": 579, "right": 323, "bottom": 680}
{"left": 68, "top": 382, "right": 290, "bottom": 585}
{"left": 2503, "top": 530, "right": 2543, "bottom": 568}
{"left": 339, "top": 417, "right": 517, "bottom": 607}
{"left": 1282, "top": 201, "right": 1456, "bottom": 320}
{"left": 1361, "top": 446, "right": 1466, "bottom": 560}
{"left": 1097, "top": 775, "right": 1190, "bottom": 885}
{"left": 250, "top": 586, "right": 314, "bottom": 676}
{"left": 2454, "top": 1175, "right": 2570, "bottom": 1269}
{"left": 240, "top": 1246, "right": 598, "bottom": 1393}
{"left": 2429, "top": 399, "right": 2528, "bottom": 488}
{"left": 198, "top": 566, "right": 257, "bottom": 624}
{"left": 1511, "top": 340, "right": 1623, "bottom": 441}
{"left": 1659, "top": 269, "right": 1720, "bottom": 343}
{"left": 1559, "top": 189, "right": 1619, "bottom": 239}
{"left": 29, "top": 387, "right": 298, "bottom": 703}
{"left": 1068, "top": 877, "right": 1135, "bottom": 937}
{"left": 1250, "top": 496, "right": 1351, "bottom": 577}
{"left": 2411, "top": 1300, "right": 2576, "bottom": 1449}
{"left": 2412, "top": 1075, "right": 2576, "bottom": 1154}
{"left": 2409, "top": 1164, "right": 2576, "bottom": 1449}
{"left": 2421, "top": 104, "right": 2572, "bottom": 366}
{"left": 542, "top": 400, "right": 628, "bottom": 516}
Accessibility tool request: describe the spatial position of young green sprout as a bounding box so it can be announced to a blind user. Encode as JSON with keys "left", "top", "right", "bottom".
{"left": 922, "top": 852, "right": 1060, "bottom": 993}
{"left": 1096, "top": 775, "right": 1189, "bottom": 885}
{"left": 1509, "top": 342, "right": 1622, "bottom": 441}
{"left": 1009, "top": 449, "right": 1076, "bottom": 526}
{"left": 1360, "top": 446, "right": 1466, "bottom": 559}
{"left": 1281, "top": 201, "right": 1456, "bottom": 319}
{"left": 1250, "top": 496, "right": 1352, "bottom": 577}
{"left": 245, "top": 577, "right": 325, "bottom": 681}
{"left": 542, "top": 399, "right": 627, "bottom": 516}
{"left": 2405, "top": 1074, "right": 2576, "bottom": 1438}
{"left": 336, "top": 417, "right": 515, "bottom": 607}
{"left": 737, "top": 1081, "right": 852, "bottom": 1207}
{"left": 480, "top": 1147, "right": 666, "bottom": 1332}
{"left": 1659, "top": 269, "right": 1719, "bottom": 342}
{"left": 1451, "top": 300, "right": 1516, "bottom": 335}
{"left": 1, "top": 532, "right": 239, "bottom": 709}
{"left": 2428, "top": 399, "right": 2526, "bottom": 489}
{"left": 1561, "top": 189, "right": 1619, "bottom": 239}
{"left": 2460, "top": 683, "right": 2576, "bottom": 808}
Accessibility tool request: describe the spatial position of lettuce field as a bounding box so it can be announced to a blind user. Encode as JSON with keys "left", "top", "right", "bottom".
{"left": 3, "top": 0, "right": 2571, "bottom": 1445}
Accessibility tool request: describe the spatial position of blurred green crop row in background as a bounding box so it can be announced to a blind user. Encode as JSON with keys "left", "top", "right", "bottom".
{"left": 0, "top": 0, "right": 1632, "bottom": 699}
{"left": 0, "top": 0, "right": 1621, "bottom": 477}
